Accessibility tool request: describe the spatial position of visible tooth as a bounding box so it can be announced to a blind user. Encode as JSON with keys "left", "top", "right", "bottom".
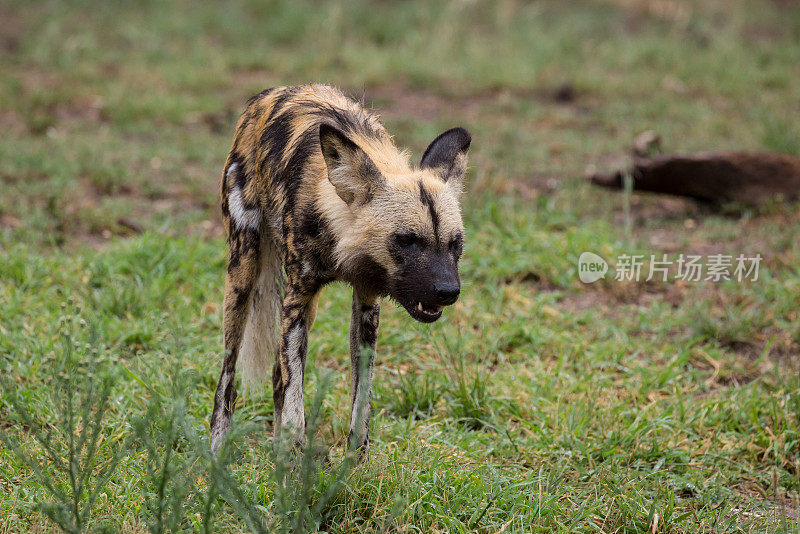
{"left": 417, "top": 302, "right": 423, "bottom": 312}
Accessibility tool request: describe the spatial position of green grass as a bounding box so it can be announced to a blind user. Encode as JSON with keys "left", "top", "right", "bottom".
{"left": 2, "top": 0, "right": 800, "bottom": 531}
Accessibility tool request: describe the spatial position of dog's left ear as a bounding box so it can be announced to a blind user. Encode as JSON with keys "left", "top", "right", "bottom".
{"left": 420, "top": 127, "right": 471, "bottom": 192}
{"left": 320, "top": 124, "right": 384, "bottom": 207}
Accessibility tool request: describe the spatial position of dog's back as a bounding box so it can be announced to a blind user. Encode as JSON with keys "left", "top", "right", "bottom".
{"left": 221, "top": 84, "right": 406, "bottom": 243}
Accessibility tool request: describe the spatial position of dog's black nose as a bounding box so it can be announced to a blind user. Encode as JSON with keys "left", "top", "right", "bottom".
{"left": 434, "top": 282, "right": 460, "bottom": 305}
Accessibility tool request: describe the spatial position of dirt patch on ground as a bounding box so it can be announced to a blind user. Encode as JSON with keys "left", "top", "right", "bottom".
{"left": 39, "top": 175, "right": 223, "bottom": 249}
{"left": 0, "top": 7, "right": 25, "bottom": 54}
{"left": 361, "top": 81, "right": 582, "bottom": 122}
{"left": 555, "top": 279, "right": 687, "bottom": 321}
{"left": 51, "top": 95, "right": 108, "bottom": 125}
{"left": 0, "top": 110, "right": 28, "bottom": 137}
{"left": 556, "top": 288, "right": 610, "bottom": 314}
{"left": 2, "top": 63, "right": 109, "bottom": 135}
{"left": 769, "top": 0, "right": 800, "bottom": 7}
{"left": 732, "top": 482, "right": 800, "bottom": 524}
{"left": 235, "top": 79, "right": 592, "bottom": 226}
{"left": 555, "top": 270, "right": 798, "bottom": 361}
{"left": 477, "top": 172, "right": 563, "bottom": 201}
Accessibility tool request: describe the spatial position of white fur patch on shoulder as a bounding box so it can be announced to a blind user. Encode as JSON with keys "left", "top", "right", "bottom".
{"left": 227, "top": 164, "right": 262, "bottom": 231}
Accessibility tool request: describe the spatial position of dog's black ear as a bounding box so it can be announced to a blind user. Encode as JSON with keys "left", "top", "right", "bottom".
{"left": 420, "top": 127, "right": 471, "bottom": 190}
{"left": 320, "top": 124, "right": 384, "bottom": 206}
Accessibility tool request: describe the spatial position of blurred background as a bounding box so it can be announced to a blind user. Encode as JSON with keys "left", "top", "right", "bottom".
{"left": 2, "top": 1, "right": 800, "bottom": 531}
{"left": 2, "top": 0, "right": 799, "bottom": 244}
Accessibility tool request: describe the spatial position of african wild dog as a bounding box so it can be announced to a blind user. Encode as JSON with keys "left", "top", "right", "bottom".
{"left": 210, "top": 84, "right": 471, "bottom": 456}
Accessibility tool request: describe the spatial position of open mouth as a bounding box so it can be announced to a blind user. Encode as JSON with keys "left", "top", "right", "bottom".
{"left": 405, "top": 301, "right": 443, "bottom": 323}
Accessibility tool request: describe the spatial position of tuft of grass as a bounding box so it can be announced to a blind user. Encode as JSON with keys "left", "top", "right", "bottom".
{"left": 0, "top": 303, "right": 364, "bottom": 533}
{"left": 270, "top": 368, "right": 361, "bottom": 534}
{"left": 446, "top": 372, "right": 492, "bottom": 431}
{"left": 378, "top": 371, "right": 441, "bottom": 420}
{"left": 0, "top": 304, "right": 128, "bottom": 533}
{"left": 690, "top": 293, "right": 770, "bottom": 347}
{"left": 436, "top": 334, "right": 493, "bottom": 431}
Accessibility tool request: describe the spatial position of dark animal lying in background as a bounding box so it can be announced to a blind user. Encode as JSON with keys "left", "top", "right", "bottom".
{"left": 588, "top": 132, "right": 800, "bottom": 206}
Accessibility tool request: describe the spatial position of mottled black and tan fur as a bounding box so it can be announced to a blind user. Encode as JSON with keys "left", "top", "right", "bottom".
{"left": 210, "top": 84, "right": 471, "bottom": 456}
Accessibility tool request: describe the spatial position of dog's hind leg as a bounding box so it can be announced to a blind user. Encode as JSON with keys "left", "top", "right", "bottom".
{"left": 210, "top": 157, "right": 271, "bottom": 452}
{"left": 210, "top": 224, "right": 262, "bottom": 452}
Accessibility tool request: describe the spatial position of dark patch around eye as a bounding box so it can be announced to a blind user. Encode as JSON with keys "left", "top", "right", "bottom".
{"left": 449, "top": 233, "right": 463, "bottom": 257}
{"left": 395, "top": 232, "right": 421, "bottom": 248}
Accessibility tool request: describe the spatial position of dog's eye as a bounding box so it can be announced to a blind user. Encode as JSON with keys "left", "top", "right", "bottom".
{"left": 449, "top": 234, "right": 463, "bottom": 256}
{"left": 395, "top": 233, "right": 421, "bottom": 248}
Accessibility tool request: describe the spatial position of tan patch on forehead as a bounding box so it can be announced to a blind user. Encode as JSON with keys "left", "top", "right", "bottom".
{"left": 425, "top": 183, "right": 464, "bottom": 242}
{"left": 398, "top": 170, "right": 464, "bottom": 244}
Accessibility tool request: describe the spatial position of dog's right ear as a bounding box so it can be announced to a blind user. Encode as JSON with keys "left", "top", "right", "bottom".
{"left": 420, "top": 127, "right": 471, "bottom": 193}
{"left": 320, "top": 124, "right": 384, "bottom": 207}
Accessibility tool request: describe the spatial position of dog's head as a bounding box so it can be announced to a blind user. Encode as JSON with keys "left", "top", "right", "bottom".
{"left": 320, "top": 124, "right": 470, "bottom": 322}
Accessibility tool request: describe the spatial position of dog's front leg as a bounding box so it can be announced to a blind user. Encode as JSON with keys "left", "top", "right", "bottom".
{"left": 348, "top": 290, "right": 380, "bottom": 459}
{"left": 274, "top": 282, "right": 315, "bottom": 451}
